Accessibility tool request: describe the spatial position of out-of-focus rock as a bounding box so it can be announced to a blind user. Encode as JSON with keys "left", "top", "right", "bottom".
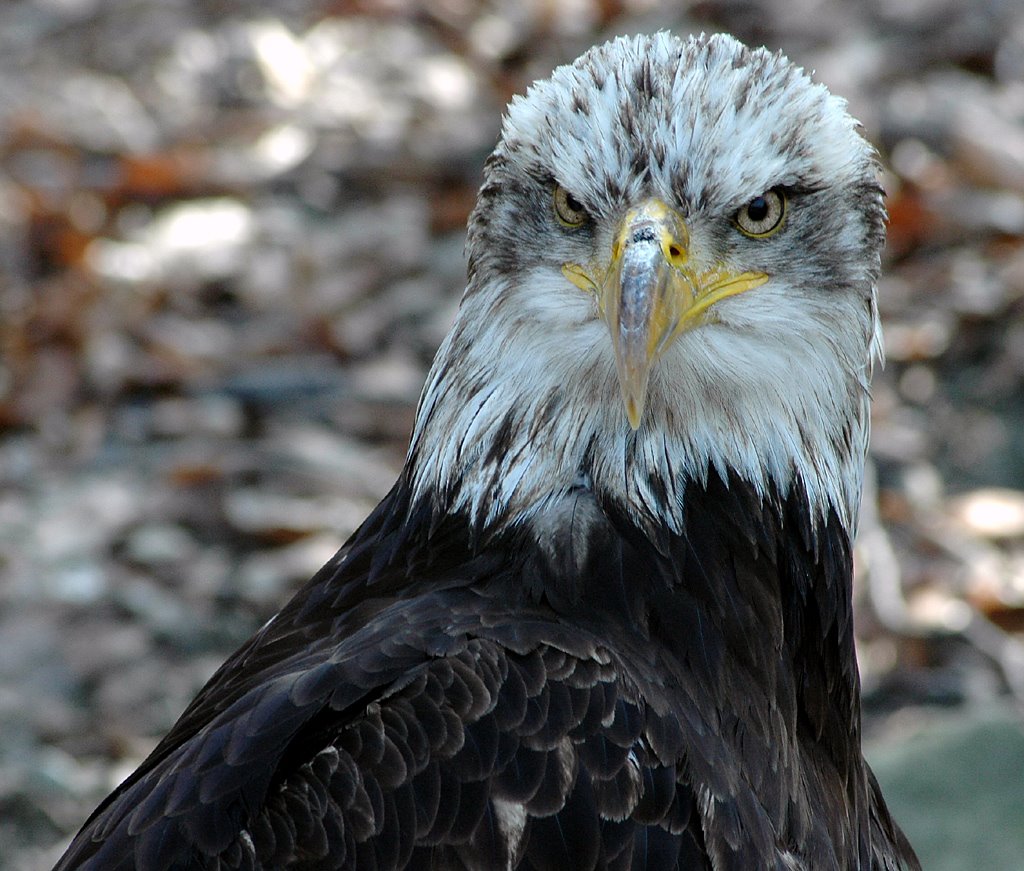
{"left": 950, "top": 488, "right": 1024, "bottom": 540}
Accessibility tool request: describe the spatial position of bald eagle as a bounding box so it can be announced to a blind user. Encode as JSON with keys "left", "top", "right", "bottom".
{"left": 57, "top": 32, "right": 919, "bottom": 871}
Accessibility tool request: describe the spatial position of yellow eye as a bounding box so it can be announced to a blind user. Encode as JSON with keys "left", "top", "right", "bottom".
{"left": 553, "top": 185, "right": 588, "bottom": 228}
{"left": 735, "top": 188, "right": 786, "bottom": 237}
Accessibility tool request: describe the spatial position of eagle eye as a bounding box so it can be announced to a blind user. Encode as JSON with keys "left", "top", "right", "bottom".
{"left": 553, "top": 185, "right": 589, "bottom": 228}
{"left": 735, "top": 188, "right": 786, "bottom": 237}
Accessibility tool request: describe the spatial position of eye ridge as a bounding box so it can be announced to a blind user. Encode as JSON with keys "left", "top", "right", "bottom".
{"left": 736, "top": 188, "right": 786, "bottom": 238}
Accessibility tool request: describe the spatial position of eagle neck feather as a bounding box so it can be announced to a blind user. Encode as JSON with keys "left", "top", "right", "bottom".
{"left": 404, "top": 271, "right": 872, "bottom": 545}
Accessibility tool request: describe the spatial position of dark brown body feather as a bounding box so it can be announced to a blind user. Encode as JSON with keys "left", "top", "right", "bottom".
{"left": 55, "top": 469, "right": 918, "bottom": 870}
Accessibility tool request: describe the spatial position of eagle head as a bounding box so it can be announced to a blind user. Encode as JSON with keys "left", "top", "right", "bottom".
{"left": 408, "top": 32, "right": 885, "bottom": 537}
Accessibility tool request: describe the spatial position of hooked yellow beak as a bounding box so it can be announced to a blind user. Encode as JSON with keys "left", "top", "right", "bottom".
{"left": 563, "top": 199, "right": 768, "bottom": 430}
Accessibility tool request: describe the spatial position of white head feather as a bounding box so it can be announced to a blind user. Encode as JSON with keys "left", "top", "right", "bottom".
{"left": 406, "top": 32, "right": 885, "bottom": 537}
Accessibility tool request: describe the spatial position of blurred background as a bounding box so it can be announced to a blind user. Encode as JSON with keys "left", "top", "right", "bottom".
{"left": 3, "top": 0, "right": 1024, "bottom": 867}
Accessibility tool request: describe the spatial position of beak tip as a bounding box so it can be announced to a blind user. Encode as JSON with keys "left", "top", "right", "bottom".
{"left": 625, "top": 399, "right": 643, "bottom": 431}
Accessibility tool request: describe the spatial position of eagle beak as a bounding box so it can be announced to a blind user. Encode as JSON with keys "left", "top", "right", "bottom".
{"left": 597, "top": 199, "right": 768, "bottom": 430}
